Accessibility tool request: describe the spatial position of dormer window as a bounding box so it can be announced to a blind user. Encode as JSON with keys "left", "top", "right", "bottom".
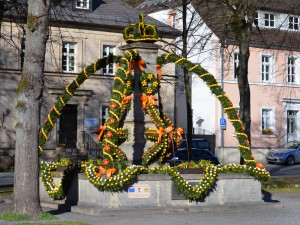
{"left": 289, "top": 16, "right": 299, "bottom": 30}
{"left": 264, "top": 13, "right": 275, "bottom": 27}
{"left": 76, "top": 0, "right": 89, "bottom": 9}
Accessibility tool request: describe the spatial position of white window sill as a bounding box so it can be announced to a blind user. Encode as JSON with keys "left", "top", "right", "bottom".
{"left": 259, "top": 134, "right": 277, "bottom": 138}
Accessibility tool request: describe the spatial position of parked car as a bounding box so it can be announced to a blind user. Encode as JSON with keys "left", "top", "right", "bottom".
{"left": 265, "top": 141, "right": 300, "bottom": 166}
{"left": 178, "top": 138, "right": 212, "bottom": 152}
{"left": 168, "top": 148, "right": 220, "bottom": 167}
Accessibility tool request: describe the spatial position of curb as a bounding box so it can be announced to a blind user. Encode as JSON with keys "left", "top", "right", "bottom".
{"left": 41, "top": 200, "right": 284, "bottom": 216}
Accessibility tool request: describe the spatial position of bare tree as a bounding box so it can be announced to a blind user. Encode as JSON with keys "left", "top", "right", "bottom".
{"left": 12, "top": 0, "right": 51, "bottom": 216}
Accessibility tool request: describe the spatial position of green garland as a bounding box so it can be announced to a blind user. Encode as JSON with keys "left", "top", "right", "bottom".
{"left": 157, "top": 53, "right": 256, "bottom": 167}
{"left": 38, "top": 54, "right": 118, "bottom": 153}
{"left": 40, "top": 162, "right": 80, "bottom": 200}
{"left": 39, "top": 49, "right": 270, "bottom": 201}
{"left": 140, "top": 72, "right": 159, "bottom": 95}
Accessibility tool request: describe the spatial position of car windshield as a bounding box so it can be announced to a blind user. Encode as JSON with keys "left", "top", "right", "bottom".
{"left": 282, "top": 142, "right": 300, "bottom": 149}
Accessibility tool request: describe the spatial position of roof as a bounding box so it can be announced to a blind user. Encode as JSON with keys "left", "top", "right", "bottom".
{"left": 137, "top": 0, "right": 181, "bottom": 14}
{"left": 137, "top": 0, "right": 300, "bottom": 51}
{"left": 4, "top": 0, "right": 179, "bottom": 39}
{"left": 193, "top": 0, "right": 300, "bottom": 50}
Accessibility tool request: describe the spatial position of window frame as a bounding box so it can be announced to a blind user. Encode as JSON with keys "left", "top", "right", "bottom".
{"left": 289, "top": 16, "right": 299, "bottom": 30}
{"left": 287, "top": 56, "right": 296, "bottom": 84}
{"left": 75, "top": 0, "right": 89, "bottom": 9}
{"left": 264, "top": 13, "right": 275, "bottom": 28}
{"left": 261, "top": 54, "right": 274, "bottom": 83}
{"left": 102, "top": 45, "right": 116, "bottom": 75}
{"left": 233, "top": 52, "right": 239, "bottom": 80}
{"left": 62, "top": 42, "right": 76, "bottom": 73}
{"left": 287, "top": 110, "right": 298, "bottom": 135}
{"left": 261, "top": 107, "right": 275, "bottom": 135}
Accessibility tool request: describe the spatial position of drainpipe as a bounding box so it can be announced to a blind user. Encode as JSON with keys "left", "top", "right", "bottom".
{"left": 220, "top": 41, "right": 225, "bottom": 163}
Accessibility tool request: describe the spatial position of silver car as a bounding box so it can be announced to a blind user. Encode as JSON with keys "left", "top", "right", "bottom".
{"left": 265, "top": 141, "right": 300, "bottom": 166}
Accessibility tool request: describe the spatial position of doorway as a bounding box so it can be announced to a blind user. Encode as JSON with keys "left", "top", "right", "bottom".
{"left": 59, "top": 104, "right": 78, "bottom": 148}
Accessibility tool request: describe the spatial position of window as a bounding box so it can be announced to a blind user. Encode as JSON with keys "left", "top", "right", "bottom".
{"left": 261, "top": 108, "right": 274, "bottom": 134}
{"left": 264, "top": 13, "right": 275, "bottom": 27}
{"left": 287, "top": 57, "right": 296, "bottom": 83}
{"left": 76, "top": 0, "right": 89, "bottom": 9}
{"left": 289, "top": 16, "right": 299, "bottom": 30}
{"left": 287, "top": 110, "right": 298, "bottom": 134}
{"left": 62, "top": 42, "right": 76, "bottom": 72}
{"left": 103, "top": 45, "right": 115, "bottom": 75}
{"left": 261, "top": 55, "right": 274, "bottom": 82}
{"left": 101, "top": 105, "right": 109, "bottom": 125}
{"left": 233, "top": 52, "right": 239, "bottom": 80}
{"left": 20, "top": 37, "right": 26, "bottom": 69}
{"left": 254, "top": 12, "right": 258, "bottom": 26}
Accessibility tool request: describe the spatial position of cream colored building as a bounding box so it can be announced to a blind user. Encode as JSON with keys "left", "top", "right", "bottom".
{"left": 0, "top": 0, "right": 178, "bottom": 164}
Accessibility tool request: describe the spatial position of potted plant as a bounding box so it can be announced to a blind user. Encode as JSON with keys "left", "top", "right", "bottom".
{"left": 175, "top": 160, "right": 212, "bottom": 174}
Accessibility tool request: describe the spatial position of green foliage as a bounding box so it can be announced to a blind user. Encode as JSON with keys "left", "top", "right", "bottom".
{"left": 36, "top": 212, "right": 57, "bottom": 220}
{"left": 0, "top": 213, "right": 31, "bottom": 221}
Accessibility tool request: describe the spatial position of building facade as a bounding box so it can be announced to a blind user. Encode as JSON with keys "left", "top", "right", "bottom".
{"left": 0, "top": 0, "right": 178, "bottom": 164}
{"left": 138, "top": 0, "right": 300, "bottom": 162}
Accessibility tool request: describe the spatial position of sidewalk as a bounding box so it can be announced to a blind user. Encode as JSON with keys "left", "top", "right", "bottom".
{"left": 0, "top": 193, "right": 294, "bottom": 225}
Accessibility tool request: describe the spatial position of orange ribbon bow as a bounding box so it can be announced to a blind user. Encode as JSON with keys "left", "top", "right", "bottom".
{"left": 140, "top": 94, "right": 148, "bottom": 108}
{"left": 156, "top": 64, "right": 162, "bottom": 78}
{"left": 97, "top": 125, "right": 107, "bottom": 140}
{"left": 157, "top": 127, "right": 165, "bottom": 142}
{"left": 130, "top": 59, "right": 145, "bottom": 73}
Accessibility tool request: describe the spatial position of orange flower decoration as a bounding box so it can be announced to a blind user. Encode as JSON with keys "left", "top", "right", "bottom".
{"left": 109, "top": 118, "right": 115, "bottom": 124}
{"left": 256, "top": 162, "right": 264, "bottom": 169}
{"left": 110, "top": 103, "right": 117, "bottom": 110}
{"left": 102, "top": 159, "right": 110, "bottom": 166}
{"left": 106, "top": 131, "right": 113, "bottom": 138}
{"left": 104, "top": 144, "right": 111, "bottom": 151}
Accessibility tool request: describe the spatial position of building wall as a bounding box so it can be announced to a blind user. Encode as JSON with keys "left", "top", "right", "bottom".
{"left": 214, "top": 45, "right": 300, "bottom": 160}
{"left": 0, "top": 22, "right": 176, "bottom": 155}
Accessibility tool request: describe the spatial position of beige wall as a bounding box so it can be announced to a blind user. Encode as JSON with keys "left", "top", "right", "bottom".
{"left": 0, "top": 22, "right": 176, "bottom": 154}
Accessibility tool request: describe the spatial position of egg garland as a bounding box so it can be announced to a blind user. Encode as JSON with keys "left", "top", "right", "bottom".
{"left": 39, "top": 48, "right": 270, "bottom": 201}
{"left": 157, "top": 52, "right": 259, "bottom": 168}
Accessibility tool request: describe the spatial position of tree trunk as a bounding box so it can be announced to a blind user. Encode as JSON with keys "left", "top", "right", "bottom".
{"left": 12, "top": 0, "right": 51, "bottom": 216}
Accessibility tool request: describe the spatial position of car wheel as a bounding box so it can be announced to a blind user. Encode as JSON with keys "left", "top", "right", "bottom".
{"left": 286, "top": 156, "right": 295, "bottom": 166}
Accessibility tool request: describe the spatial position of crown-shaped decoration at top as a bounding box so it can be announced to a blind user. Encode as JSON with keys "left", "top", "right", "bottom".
{"left": 123, "top": 14, "right": 158, "bottom": 43}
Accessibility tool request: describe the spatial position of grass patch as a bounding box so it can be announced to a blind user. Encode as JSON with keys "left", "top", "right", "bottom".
{"left": 263, "top": 187, "right": 300, "bottom": 194}
{"left": 0, "top": 213, "right": 31, "bottom": 221}
{"left": 17, "top": 222, "right": 90, "bottom": 225}
{"left": 37, "top": 212, "right": 58, "bottom": 220}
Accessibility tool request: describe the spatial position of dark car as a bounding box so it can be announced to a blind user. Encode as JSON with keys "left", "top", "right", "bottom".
{"left": 178, "top": 139, "right": 212, "bottom": 152}
{"left": 168, "top": 148, "right": 220, "bottom": 166}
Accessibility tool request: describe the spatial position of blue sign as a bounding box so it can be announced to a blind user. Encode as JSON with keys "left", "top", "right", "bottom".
{"left": 128, "top": 187, "right": 135, "bottom": 193}
{"left": 220, "top": 118, "right": 226, "bottom": 130}
{"left": 84, "top": 118, "right": 97, "bottom": 127}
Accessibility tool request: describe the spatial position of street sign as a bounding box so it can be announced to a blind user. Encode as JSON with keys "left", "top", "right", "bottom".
{"left": 220, "top": 118, "right": 226, "bottom": 130}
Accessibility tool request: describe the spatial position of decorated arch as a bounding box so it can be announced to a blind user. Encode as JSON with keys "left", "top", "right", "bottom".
{"left": 39, "top": 15, "right": 270, "bottom": 201}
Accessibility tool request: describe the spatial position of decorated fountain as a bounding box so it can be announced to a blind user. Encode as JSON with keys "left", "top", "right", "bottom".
{"left": 39, "top": 15, "right": 270, "bottom": 211}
